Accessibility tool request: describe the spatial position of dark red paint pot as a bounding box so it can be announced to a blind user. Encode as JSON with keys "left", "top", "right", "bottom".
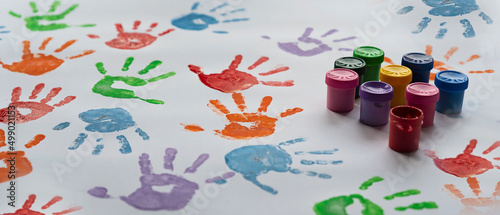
{"left": 389, "top": 106, "right": 423, "bottom": 153}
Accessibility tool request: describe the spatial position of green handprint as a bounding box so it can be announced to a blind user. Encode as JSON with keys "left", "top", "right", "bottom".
{"left": 92, "top": 57, "right": 176, "bottom": 104}
{"left": 9, "top": 0, "right": 95, "bottom": 31}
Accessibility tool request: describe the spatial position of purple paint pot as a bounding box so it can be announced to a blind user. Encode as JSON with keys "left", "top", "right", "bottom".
{"left": 325, "top": 68, "right": 359, "bottom": 113}
{"left": 405, "top": 83, "right": 440, "bottom": 127}
{"left": 359, "top": 81, "right": 394, "bottom": 126}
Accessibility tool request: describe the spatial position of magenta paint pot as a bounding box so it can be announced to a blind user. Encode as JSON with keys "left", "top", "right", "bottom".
{"left": 359, "top": 81, "right": 394, "bottom": 126}
{"left": 405, "top": 83, "right": 440, "bottom": 127}
{"left": 325, "top": 68, "right": 359, "bottom": 113}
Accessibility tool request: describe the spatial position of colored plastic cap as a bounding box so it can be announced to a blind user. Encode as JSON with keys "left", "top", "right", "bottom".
{"left": 326, "top": 68, "right": 359, "bottom": 89}
{"left": 379, "top": 65, "right": 412, "bottom": 85}
{"left": 334, "top": 57, "right": 366, "bottom": 75}
{"left": 405, "top": 83, "right": 440, "bottom": 104}
{"left": 353, "top": 46, "right": 384, "bottom": 65}
{"left": 359, "top": 81, "right": 394, "bottom": 102}
{"left": 434, "top": 70, "right": 469, "bottom": 91}
{"left": 401, "top": 53, "right": 434, "bottom": 71}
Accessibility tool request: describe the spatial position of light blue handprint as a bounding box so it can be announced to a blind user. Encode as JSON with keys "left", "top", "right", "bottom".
{"left": 397, "top": 0, "right": 493, "bottom": 39}
{"left": 56, "top": 108, "right": 149, "bottom": 155}
{"left": 171, "top": 1, "right": 249, "bottom": 34}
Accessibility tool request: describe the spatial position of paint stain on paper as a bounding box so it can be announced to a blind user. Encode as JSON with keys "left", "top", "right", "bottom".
{"left": 0, "top": 26, "right": 10, "bottom": 40}
{"left": 313, "top": 176, "right": 438, "bottom": 215}
{"left": 184, "top": 93, "right": 302, "bottom": 140}
{"left": 0, "top": 130, "right": 45, "bottom": 183}
{"left": 220, "top": 138, "right": 340, "bottom": 194}
{"left": 263, "top": 27, "right": 356, "bottom": 57}
{"left": 171, "top": 1, "right": 249, "bottom": 34}
{"left": 397, "top": 0, "right": 492, "bottom": 38}
{"left": 88, "top": 20, "right": 174, "bottom": 50}
{"left": 92, "top": 57, "right": 176, "bottom": 104}
{"left": 383, "top": 45, "right": 494, "bottom": 81}
{"left": 188, "top": 55, "right": 293, "bottom": 93}
{"left": 2, "top": 194, "right": 81, "bottom": 214}
{"left": 424, "top": 139, "right": 500, "bottom": 178}
{"left": 9, "top": 0, "right": 95, "bottom": 31}
{"left": 0, "top": 84, "right": 75, "bottom": 124}
{"left": 88, "top": 148, "right": 208, "bottom": 211}
{"left": 65, "top": 107, "right": 149, "bottom": 155}
{"left": 0, "top": 38, "right": 94, "bottom": 76}
{"left": 443, "top": 179, "right": 500, "bottom": 214}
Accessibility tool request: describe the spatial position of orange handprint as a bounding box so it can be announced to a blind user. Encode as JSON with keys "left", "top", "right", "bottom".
{"left": 183, "top": 93, "right": 303, "bottom": 140}
{"left": 0, "top": 83, "right": 75, "bottom": 124}
{"left": 0, "top": 129, "right": 45, "bottom": 183}
{"left": 2, "top": 194, "right": 81, "bottom": 215}
{"left": 443, "top": 178, "right": 500, "bottom": 214}
{"left": 0, "top": 37, "right": 94, "bottom": 76}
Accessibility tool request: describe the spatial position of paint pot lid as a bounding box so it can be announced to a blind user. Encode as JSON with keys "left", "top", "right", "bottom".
{"left": 434, "top": 70, "right": 469, "bottom": 91}
{"left": 353, "top": 46, "right": 385, "bottom": 65}
{"left": 325, "top": 68, "right": 359, "bottom": 89}
{"left": 334, "top": 57, "right": 366, "bottom": 75}
{"left": 401, "top": 53, "right": 434, "bottom": 71}
{"left": 359, "top": 81, "right": 394, "bottom": 102}
{"left": 379, "top": 65, "right": 412, "bottom": 85}
{"left": 405, "top": 83, "right": 440, "bottom": 104}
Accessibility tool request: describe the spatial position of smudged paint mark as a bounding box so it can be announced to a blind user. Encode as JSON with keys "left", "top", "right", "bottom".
{"left": 205, "top": 172, "right": 235, "bottom": 183}
{"left": 425, "top": 139, "right": 500, "bottom": 178}
{"left": 314, "top": 176, "right": 438, "bottom": 215}
{"left": 0, "top": 26, "right": 10, "bottom": 40}
{"left": 224, "top": 139, "right": 338, "bottom": 194}
{"left": 274, "top": 27, "right": 355, "bottom": 57}
{"left": 279, "top": 137, "right": 307, "bottom": 146}
{"left": 53, "top": 122, "right": 70, "bottom": 130}
{"left": 184, "top": 153, "right": 209, "bottom": 173}
{"left": 90, "top": 148, "right": 208, "bottom": 211}
{"left": 88, "top": 187, "right": 111, "bottom": 198}
{"left": 182, "top": 124, "right": 204, "bottom": 132}
{"left": 67, "top": 108, "right": 148, "bottom": 155}
{"left": 9, "top": 0, "right": 95, "bottom": 31}
{"left": 384, "top": 189, "right": 421, "bottom": 200}
{"left": 359, "top": 176, "right": 384, "bottom": 190}
{"left": 300, "top": 160, "right": 342, "bottom": 165}
{"left": 0, "top": 84, "right": 75, "bottom": 124}
{"left": 92, "top": 57, "right": 175, "bottom": 104}
{"left": 0, "top": 38, "right": 94, "bottom": 76}
{"left": 261, "top": 35, "right": 270, "bottom": 39}
{"left": 24, "top": 134, "right": 45, "bottom": 148}
{"left": 164, "top": 148, "right": 177, "bottom": 171}
{"left": 188, "top": 54, "right": 293, "bottom": 93}
{"left": 171, "top": 2, "right": 248, "bottom": 33}
{"left": 2, "top": 194, "right": 81, "bottom": 214}
{"left": 397, "top": 6, "right": 414, "bottom": 14}
{"left": 398, "top": 0, "right": 492, "bottom": 38}
{"left": 88, "top": 21, "right": 174, "bottom": 50}
{"left": 459, "top": 55, "right": 480, "bottom": 65}
{"left": 295, "top": 149, "right": 338, "bottom": 155}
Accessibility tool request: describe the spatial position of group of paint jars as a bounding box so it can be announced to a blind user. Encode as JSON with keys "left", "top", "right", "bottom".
{"left": 325, "top": 46, "right": 469, "bottom": 153}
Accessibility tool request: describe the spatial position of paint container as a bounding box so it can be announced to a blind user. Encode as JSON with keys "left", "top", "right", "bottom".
{"left": 334, "top": 57, "right": 366, "bottom": 99}
{"left": 359, "top": 81, "right": 394, "bottom": 126}
{"left": 353, "top": 46, "right": 384, "bottom": 83}
{"left": 401, "top": 52, "right": 434, "bottom": 83}
{"left": 434, "top": 70, "right": 469, "bottom": 115}
{"left": 389, "top": 106, "right": 423, "bottom": 153}
{"left": 325, "top": 68, "right": 359, "bottom": 113}
{"left": 405, "top": 83, "right": 440, "bottom": 127}
{"left": 379, "top": 65, "right": 412, "bottom": 107}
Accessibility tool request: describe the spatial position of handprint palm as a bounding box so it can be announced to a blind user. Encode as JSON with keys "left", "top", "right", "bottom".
{"left": 0, "top": 38, "right": 94, "bottom": 76}
{"left": 9, "top": 0, "right": 95, "bottom": 31}
{"left": 92, "top": 57, "right": 176, "bottom": 104}
{"left": 88, "top": 148, "right": 209, "bottom": 211}
{"left": 0, "top": 84, "right": 75, "bottom": 124}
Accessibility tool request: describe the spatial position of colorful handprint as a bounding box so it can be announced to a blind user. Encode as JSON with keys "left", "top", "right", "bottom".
{"left": 188, "top": 55, "right": 293, "bottom": 93}
{"left": 65, "top": 108, "right": 149, "bottom": 155}
{"left": 211, "top": 138, "right": 340, "bottom": 194}
{"left": 314, "top": 176, "right": 438, "bottom": 215}
{"left": 9, "top": 0, "right": 95, "bottom": 31}
{"left": 0, "top": 84, "right": 75, "bottom": 124}
{"left": 0, "top": 38, "right": 94, "bottom": 76}
{"left": 0, "top": 129, "right": 45, "bottom": 183}
{"left": 87, "top": 20, "right": 174, "bottom": 50}
{"left": 444, "top": 179, "right": 500, "bottom": 214}
{"left": 183, "top": 93, "right": 302, "bottom": 140}
{"left": 397, "top": 0, "right": 493, "bottom": 38}
{"left": 88, "top": 148, "right": 209, "bottom": 211}
{"left": 92, "top": 57, "right": 176, "bottom": 104}
{"left": 172, "top": 1, "right": 249, "bottom": 34}
{"left": 263, "top": 27, "right": 356, "bottom": 57}
{"left": 2, "top": 194, "right": 81, "bottom": 215}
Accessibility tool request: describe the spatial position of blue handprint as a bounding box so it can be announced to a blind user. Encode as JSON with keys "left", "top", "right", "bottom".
{"left": 209, "top": 138, "right": 342, "bottom": 194}
{"left": 171, "top": 1, "right": 249, "bottom": 34}
{"left": 0, "top": 26, "right": 9, "bottom": 40}
{"left": 397, "top": 0, "right": 493, "bottom": 39}
{"left": 63, "top": 108, "right": 149, "bottom": 155}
